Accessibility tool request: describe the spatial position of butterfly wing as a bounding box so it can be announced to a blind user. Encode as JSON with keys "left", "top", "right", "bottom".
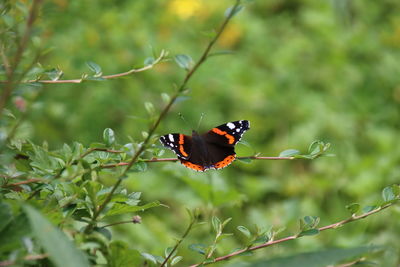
{"left": 159, "top": 133, "right": 192, "bottom": 160}
{"left": 203, "top": 120, "right": 250, "bottom": 169}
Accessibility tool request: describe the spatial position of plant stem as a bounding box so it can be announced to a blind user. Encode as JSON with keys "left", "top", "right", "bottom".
{"left": 100, "top": 156, "right": 294, "bottom": 168}
{"left": 86, "top": 0, "right": 243, "bottom": 232}
{"left": 0, "top": 0, "right": 43, "bottom": 118}
{"left": 189, "top": 201, "right": 397, "bottom": 266}
{"left": 160, "top": 217, "right": 197, "bottom": 267}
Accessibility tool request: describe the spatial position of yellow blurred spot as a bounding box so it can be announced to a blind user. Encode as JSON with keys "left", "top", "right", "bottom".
{"left": 219, "top": 23, "right": 242, "bottom": 48}
{"left": 168, "top": 0, "right": 202, "bottom": 19}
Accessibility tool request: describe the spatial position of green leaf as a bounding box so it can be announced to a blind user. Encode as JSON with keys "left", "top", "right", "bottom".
{"left": 237, "top": 225, "right": 251, "bottom": 238}
{"left": 222, "top": 217, "right": 232, "bottom": 228}
{"left": 298, "top": 228, "right": 320, "bottom": 237}
{"left": 161, "top": 93, "right": 171, "bottom": 104}
{"left": 188, "top": 244, "right": 206, "bottom": 255}
{"left": 171, "top": 256, "right": 183, "bottom": 266}
{"left": 345, "top": 203, "right": 360, "bottom": 214}
{"left": 234, "top": 246, "right": 383, "bottom": 267}
{"left": 382, "top": 186, "right": 396, "bottom": 202}
{"left": 45, "top": 68, "right": 63, "bottom": 81}
{"left": 130, "top": 161, "right": 147, "bottom": 172}
{"left": 24, "top": 205, "right": 90, "bottom": 267}
{"left": 174, "top": 54, "right": 193, "bottom": 70}
{"left": 165, "top": 246, "right": 176, "bottom": 258}
{"left": 108, "top": 241, "right": 142, "bottom": 267}
{"left": 144, "top": 57, "right": 155, "bottom": 66}
{"left": 103, "top": 128, "right": 115, "bottom": 146}
{"left": 225, "top": 5, "right": 244, "bottom": 17}
{"left": 141, "top": 252, "right": 158, "bottom": 264}
{"left": 106, "top": 201, "right": 160, "bottom": 216}
{"left": 212, "top": 216, "right": 221, "bottom": 233}
{"left": 279, "top": 149, "right": 300, "bottom": 157}
{"left": 87, "top": 61, "right": 102, "bottom": 76}
{"left": 144, "top": 102, "right": 155, "bottom": 115}
{"left": 362, "top": 205, "right": 377, "bottom": 213}
{"left": 94, "top": 227, "right": 112, "bottom": 240}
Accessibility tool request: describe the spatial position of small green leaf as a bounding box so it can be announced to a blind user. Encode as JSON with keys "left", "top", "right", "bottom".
{"left": 161, "top": 93, "right": 171, "bottom": 104}
{"left": 237, "top": 226, "right": 251, "bottom": 238}
{"left": 107, "top": 241, "right": 142, "bottom": 267}
{"left": 141, "top": 252, "right": 158, "bottom": 264}
{"left": 174, "top": 54, "right": 193, "bottom": 71}
{"left": 298, "top": 229, "right": 320, "bottom": 237}
{"left": 106, "top": 201, "right": 160, "bottom": 216}
{"left": 171, "top": 256, "right": 183, "bottom": 266}
{"left": 144, "top": 102, "right": 155, "bottom": 115}
{"left": 165, "top": 247, "right": 176, "bottom": 258}
{"left": 45, "top": 68, "right": 63, "bottom": 81}
{"left": 362, "top": 205, "right": 377, "bottom": 213}
{"left": 225, "top": 4, "right": 244, "bottom": 17}
{"left": 188, "top": 244, "right": 206, "bottom": 255}
{"left": 279, "top": 149, "right": 300, "bottom": 157}
{"left": 130, "top": 161, "right": 147, "bottom": 172}
{"left": 103, "top": 128, "right": 115, "bottom": 146}
{"left": 24, "top": 205, "right": 90, "bottom": 267}
{"left": 212, "top": 216, "right": 221, "bottom": 233}
{"left": 144, "top": 57, "right": 155, "bottom": 66}
{"left": 94, "top": 227, "right": 112, "bottom": 240}
{"left": 345, "top": 203, "right": 360, "bottom": 215}
{"left": 87, "top": 61, "right": 102, "bottom": 76}
{"left": 222, "top": 217, "right": 232, "bottom": 228}
{"left": 382, "top": 186, "right": 396, "bottom": 202}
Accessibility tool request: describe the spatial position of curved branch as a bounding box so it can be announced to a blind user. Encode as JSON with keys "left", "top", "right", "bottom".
{"left": 22, "top": 50, "right": 167, "bottom": 84}
{"left": 100, "top": 155, "right": 294, "bottom": 168}
{"left": 190, "top": 201, "right": 397, "bottom": 266}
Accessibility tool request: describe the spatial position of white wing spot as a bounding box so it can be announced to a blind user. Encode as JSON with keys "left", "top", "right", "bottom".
{"left": 227, "top": 122, "right": 235, "bottom": 129}
{"left": 168, "top": 134, "right": 174, "bottom": 142}
{"left": 236, "top": 128, "right": 241, "bottom": 132}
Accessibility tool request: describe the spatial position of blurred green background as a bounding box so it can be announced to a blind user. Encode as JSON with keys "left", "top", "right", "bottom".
{"left": 18, "top": 0, "right": 400, "bottom": 265}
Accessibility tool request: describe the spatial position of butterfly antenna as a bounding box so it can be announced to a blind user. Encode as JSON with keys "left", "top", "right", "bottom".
{"left": 178, "top": 113, "right": 193, "bottom": 130}
{"left": 196, "top": 113, "right": 205, "bottom": 131}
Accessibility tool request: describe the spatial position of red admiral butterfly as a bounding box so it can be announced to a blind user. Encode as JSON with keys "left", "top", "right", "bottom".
{"left": 159, "top": 120, "right": 250, "bottom": 171}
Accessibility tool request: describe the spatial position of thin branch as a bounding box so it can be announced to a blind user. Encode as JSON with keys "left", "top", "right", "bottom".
{"left": 86, "top": 0, "right": 243, "bottom": 233}
{"left": 18, "top": 50, "right": 167, "bottom": 84}
{"left": 3, "top": 178, "right": 44, "bottom": 187}
{"left": 190, "top": 201, "right": 397, "bottom": 266}
{"left": 0, "top": 0, "right": 43, "bottom": 118}
{"left": 160, "top": 217, "right": 197, "bottom": 267}
{"left": 99, "top": 155, "right": 294, "bottom": 168}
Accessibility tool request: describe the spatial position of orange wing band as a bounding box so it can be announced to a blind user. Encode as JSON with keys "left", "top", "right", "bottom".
{"left": 181, "top": 160, "right": 205, "bottom": 172}
{"left": 178, "top": 134, "right": 189, "bottom": 157}
{"left": 213, "top": 155, "right": 236, "bottom": 169}
{"left": 211, "top": 128, "right": 235, "bottom": 144}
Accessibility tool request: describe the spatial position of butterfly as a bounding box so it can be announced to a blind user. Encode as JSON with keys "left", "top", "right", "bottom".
{"left": 159, "top": 120, "right": 250, "bottom": 171}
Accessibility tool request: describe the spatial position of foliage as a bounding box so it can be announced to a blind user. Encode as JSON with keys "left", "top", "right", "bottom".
{"left": 1, "top": 0, "right": 400, "bottom": 266}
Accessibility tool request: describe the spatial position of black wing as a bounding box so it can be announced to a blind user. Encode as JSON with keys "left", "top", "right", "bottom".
{"left": 159, "top": 133, "right": 192, "bottom": 160}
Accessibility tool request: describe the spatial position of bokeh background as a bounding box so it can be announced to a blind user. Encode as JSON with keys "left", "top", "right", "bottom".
{"left": 19, "top": 0, "right": 400, "bottom": 265}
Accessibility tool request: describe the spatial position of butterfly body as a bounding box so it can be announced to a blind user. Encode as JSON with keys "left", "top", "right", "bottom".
{"left": 160, "top": 120, "right": 250, "bottom": 171}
